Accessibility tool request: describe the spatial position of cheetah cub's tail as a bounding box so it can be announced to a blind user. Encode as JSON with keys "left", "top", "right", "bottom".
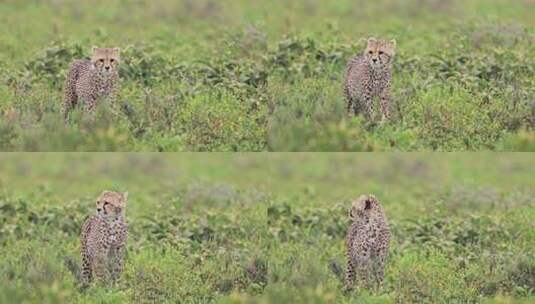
{"left": 328, "top": 259, "right": 345, "bottom": 283}
{"left": 64, "top": 256, "right": 83, "bottom": 285}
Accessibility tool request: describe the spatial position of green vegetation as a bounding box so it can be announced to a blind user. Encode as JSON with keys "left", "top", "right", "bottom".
{"left": 0, "top": 0, "right": 534, "bottom": 151}
{"left": 0, "top": 153, "right": 534, "bottom": 303}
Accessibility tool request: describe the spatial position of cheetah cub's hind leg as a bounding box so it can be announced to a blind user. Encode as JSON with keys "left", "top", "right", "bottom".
{"left": 80, "top": 248, "right": 93, "bottom": 286}
{"left": 109, "top": 245, "right": 126, "bottom": 285}
{"left": 80, "top": 217, "right": 94, "bottom": 287}
{"left": 372, "top": 243, "right": 389, "bottom": 289}
{"left": 343, "top": 255, "right": 356, "bottom": 292}
{"left": 62, "top": 63, "right": 80, "bottom": 120}
{"left": 344, "top": 86, "right": 357, "bottom": 118}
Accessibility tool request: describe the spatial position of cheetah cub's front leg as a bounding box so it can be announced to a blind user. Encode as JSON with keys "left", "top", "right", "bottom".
{"left": 379, "top": 87, "right": 391, "bottom": 122}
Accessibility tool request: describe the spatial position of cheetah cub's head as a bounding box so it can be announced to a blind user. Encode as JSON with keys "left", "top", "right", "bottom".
{"left": 364, "top": 38, "right": 396, "bottom": 69}
{"left": 349, "top": 194, "right": 380, "bottom": 220}
{"left": 96, "top": 190, "right": 128, "bottom": 218}
{"left": 91, "top": 47, "right": 120, "bottom": 76}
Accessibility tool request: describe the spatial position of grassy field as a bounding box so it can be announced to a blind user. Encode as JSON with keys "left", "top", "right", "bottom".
{"left": 0, "top": 153, "right": 534, "bottom": 303}
{"left": 0, "top": 0, "right": 534, "bottom": 151}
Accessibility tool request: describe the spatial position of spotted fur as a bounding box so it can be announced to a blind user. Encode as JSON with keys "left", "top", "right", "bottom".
{"left": 344, "top": 38, "right": 396, "bottom": 121}
{"left": 63, "top": 47, "right": 120, "bottom": 118}
{"left": 344, "top": 194, "right": 390, "bottom": 291}
{"left": 81, "top": 191, "right": 128, "bottom": 286}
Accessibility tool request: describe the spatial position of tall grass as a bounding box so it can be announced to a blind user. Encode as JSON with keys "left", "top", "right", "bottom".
{"left": 0, "top": 154, "right": 534, "bottom": 303}
{"left": 0, "top": 0, "right": 534, "bottom": 151}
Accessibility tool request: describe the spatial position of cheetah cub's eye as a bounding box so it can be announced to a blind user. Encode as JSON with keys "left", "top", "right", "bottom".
{"left": 99, "top": 59, "right": 105, "bottom": 63}
{"left": 110, "top": 59, "right": 115, "bottom": 62}
{"left": 368, "top": 51, "right": 373, "bottom": 54}
{"left": 379, "top": 51, "right": 384, "bottom": 55}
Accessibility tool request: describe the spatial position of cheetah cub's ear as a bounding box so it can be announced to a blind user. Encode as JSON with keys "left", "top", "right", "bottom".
{"left": 367, "top": 37, "right": 377, "bottom": 47}
{"left": 348, "top": 198, "right": 361, "bottom": 220}
{"left": 110, "top": 47, "right": 121, "bottom": 63}
{"left": 386, "top": 39, "right": 397, "bottom": 56}
{"left": 123, "top": 191, "right": 128, "bottom": 202}
{"left": 112, "top": 47, "right": 121, "bottom": 57}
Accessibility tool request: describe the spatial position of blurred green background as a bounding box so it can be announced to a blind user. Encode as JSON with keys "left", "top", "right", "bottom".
{"left": 0, "top": 153, "right": 533, "bottom": 303}
{"left": 0, "top": 0, "right": 534, "bottom": 151}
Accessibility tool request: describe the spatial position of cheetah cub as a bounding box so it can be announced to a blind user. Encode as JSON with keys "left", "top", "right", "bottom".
{"left": 344, "top": 194, "right": 390, "bottom": 291}
{"left": 63, "top": 47, "right": 120, "bottom": 118}
{"left": 344, "top": 38, "right": 396, "bottom": 121}
{"left": 80, "top": 191, "right": 128, "bottom": 286}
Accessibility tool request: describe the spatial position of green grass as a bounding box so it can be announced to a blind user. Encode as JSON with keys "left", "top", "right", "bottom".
{"left": 0, "top": 0, "right": 534, "bottom": 151}
{"left": 0, "top": 153, "right": 534, "bottom": 303}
